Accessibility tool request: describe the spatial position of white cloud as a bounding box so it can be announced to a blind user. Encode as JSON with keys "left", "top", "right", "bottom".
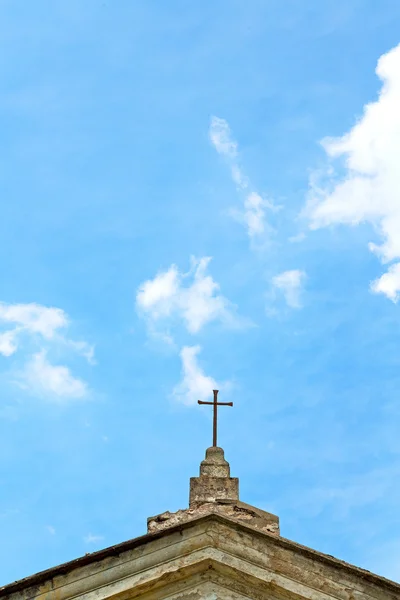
{"left": 244, "top": 192, "right": 267, "bottom": 238}
{"left": 0, "top": 301, "right": 93, "bottom": 397}
{"left": 84, "top": 533, "right": 104, "bottom": 544}
{"left": 137, "top": 266, "right": 180, "bottom": 322}
{"left": 46, "top": 525, "right": 56, "bottom": 535}
{"left": 209, "top": 116, "right": 238, "bottom": 162}
{"left": 370, "top": 263, "right": 400, "bottom": 302}
{"left": 172, "top": 345, "right": 221, "bottom": 406}
{"left": 288, "top": 232, "right": 306, "bottom": 243}
{"left": 67, "top": 340, "right": 96, "bottom": 365}
{"left": 137, "top": 257, "right": 241, "bottom": 337}
{"left": 304, "top": 43, "right": 400, "bottom": 301}
{"left": 0, "top": 302, "right": 67, "bottom": 340}
{"left": 209, "top": 116, "right": 273, "bottom": 241}
{"left": 0, "top": 302, "right": 67, "bottom": 357}
{"left": 0, "top": 301, "right": 76, "bottom": 357}
{"left": 0, "top": 303, "right": 94, "bottom": 358}
{"left": 272, "top": 270, "right": 306, "bottom": 308}
{"left": 0, "top": 330, "right": 18, "bottom": 357}
{"left": 21, "top": 351, "right": 88, "bottom": 400}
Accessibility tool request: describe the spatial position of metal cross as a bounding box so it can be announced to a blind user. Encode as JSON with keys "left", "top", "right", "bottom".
{"left": 198, "top": 390, "right": 233, "bottom": 447}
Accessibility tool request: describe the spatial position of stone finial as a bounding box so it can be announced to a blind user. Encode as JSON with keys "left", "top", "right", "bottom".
{"left": 200, "top": 446, "right": 231, "bottom": 477}
{"left": 189, "top": 446, "right": 239, "bottom": 507}
{"left": 147, "top": 446, "right": 280, "bottom": 537}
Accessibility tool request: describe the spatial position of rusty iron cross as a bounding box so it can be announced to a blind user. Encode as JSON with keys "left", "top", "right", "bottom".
{"left": 198, "top": 390, "right": 233, "bottom": 447}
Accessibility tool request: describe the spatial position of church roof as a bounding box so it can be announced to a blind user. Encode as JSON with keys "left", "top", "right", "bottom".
{"left": 1, "top": 511, "right": 400, "bottom": 599}
{"left": 2, "top": 446, "right": 399, "bottom": 599}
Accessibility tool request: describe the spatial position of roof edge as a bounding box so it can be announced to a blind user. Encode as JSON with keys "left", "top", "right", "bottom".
{"left": 1, "top": 512, "right": 399, "bottom": 597}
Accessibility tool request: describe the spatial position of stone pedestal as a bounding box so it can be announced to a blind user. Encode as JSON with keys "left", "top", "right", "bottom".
{"left": 189, "top": 446, "right": 239, "bottom": 506}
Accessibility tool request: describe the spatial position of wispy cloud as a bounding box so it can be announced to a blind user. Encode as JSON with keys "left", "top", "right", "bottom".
{"left": 172, "top": 345, "right": 229, "bottom": 406}
{"left": 136, "top": 256, "right": 245, "bottom": 340}
{"left": 209, "top": 116, "right": 239, "bottom": 163}
{"left": 280, "top": 463, "right": 400, "bottom": 525}
{"left": 304, "top": 43, "right": 400, "bottom": 301}
{"left": 66, "top": 339, "right": 96, "bottom": 365}
{"left": 288, "top": 232, "right": 306, "bottom": 244}
{"left": 83, "top": 533, "right": 104, "bottom": 544}
{"left": 20, "top": 351, "right": 88, "bottom": 400}
{"left": 210, "top": 117, "right": 305, "bottom": 310}
{"left": 271, "top": 270, "right": 306, "bottom": 308}
{"left": 0, "top": 301, "right": 93, "bottom": 399}
{"left": 370, "top": 263, "right": 400, "bottom": 302}
{"left": 0, "top": 330, "right": 18, "bottom": 357}
{"left": 0, "top": 302, "right": 67, "bottom": 355}
{"left": 209, "top": 116, "right": 274, "bottom": 243}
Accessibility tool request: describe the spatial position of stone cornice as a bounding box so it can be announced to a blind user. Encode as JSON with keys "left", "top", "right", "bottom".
{"left": 2, "top": 513, "right": 400, "bottom": 600}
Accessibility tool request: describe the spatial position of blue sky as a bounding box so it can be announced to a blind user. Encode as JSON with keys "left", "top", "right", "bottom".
{"left": 1, "top": 0, "right": 400, "bottom": 586}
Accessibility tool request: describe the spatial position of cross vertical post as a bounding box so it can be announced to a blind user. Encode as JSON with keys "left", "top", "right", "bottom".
{"left": 212, "top": 390, "right": 217, "bottom": 446}
{"left": 198, "top": 390, "right": 233, "bottom": 447}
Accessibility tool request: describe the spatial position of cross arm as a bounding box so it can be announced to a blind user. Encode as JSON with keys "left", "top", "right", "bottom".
{"left": 198, "top": 400, "right": 233, "bottom": 406}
